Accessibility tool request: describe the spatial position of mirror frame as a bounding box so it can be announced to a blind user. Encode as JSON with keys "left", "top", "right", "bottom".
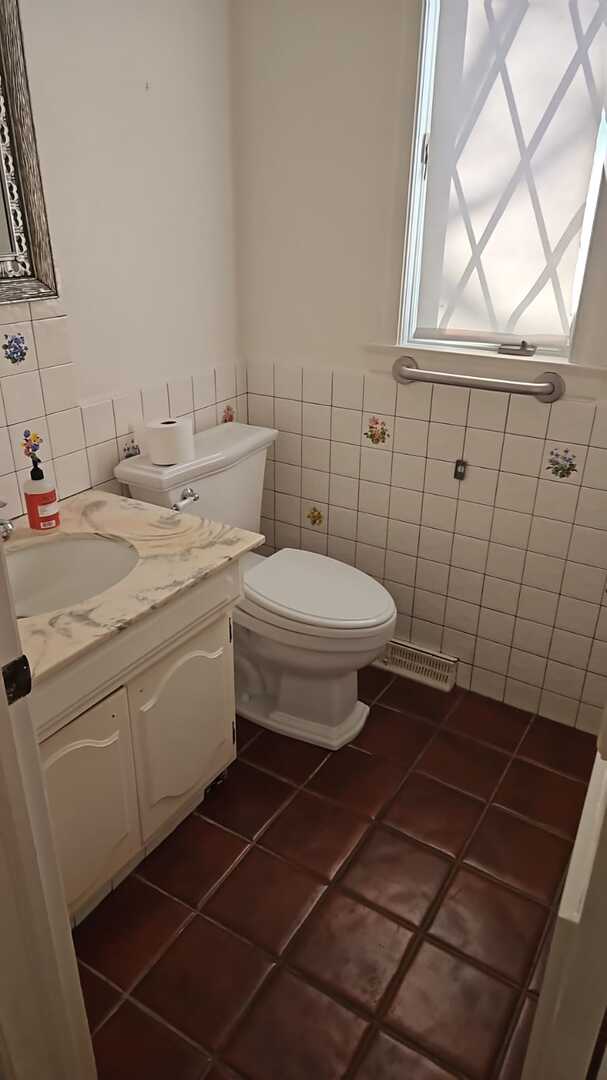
{"left": 0, "top": 0, "right": 57, "bottom": 302}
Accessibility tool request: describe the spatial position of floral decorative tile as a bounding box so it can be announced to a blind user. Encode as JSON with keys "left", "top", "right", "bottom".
{"left": 364, "top": 416, "right": 390, "bottom": 446}
{"left": 1, "top": 323, "right": 35, "bottom": 374}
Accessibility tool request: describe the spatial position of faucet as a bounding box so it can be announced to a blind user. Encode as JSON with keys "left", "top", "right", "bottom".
{"left": 0, "top": 500, "right": 14, "bottom": 541}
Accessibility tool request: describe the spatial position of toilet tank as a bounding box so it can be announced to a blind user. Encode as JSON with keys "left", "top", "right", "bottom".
{"left": 114, "top": 422, "right": 277, "bottom": 531}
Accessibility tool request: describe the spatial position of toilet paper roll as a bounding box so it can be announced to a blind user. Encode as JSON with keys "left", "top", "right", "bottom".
{"left": 145, "top": 416, "right": 195, "bottom": 466}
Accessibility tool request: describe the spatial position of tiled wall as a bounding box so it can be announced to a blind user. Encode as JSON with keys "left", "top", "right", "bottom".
{"left": 0, "top": 293, "right": 246, "bottom": 515}
{"left": 249, "top": 361, "right": 607, "bottom": 734}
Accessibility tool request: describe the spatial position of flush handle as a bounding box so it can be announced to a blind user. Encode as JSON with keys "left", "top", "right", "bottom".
{"left": 171, "top": 487, "right": 200, "bottom": 512}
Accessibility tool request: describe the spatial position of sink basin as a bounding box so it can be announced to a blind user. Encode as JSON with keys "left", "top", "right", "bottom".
{"left": 7, "top": 535, "right": 139, "bottom": 617}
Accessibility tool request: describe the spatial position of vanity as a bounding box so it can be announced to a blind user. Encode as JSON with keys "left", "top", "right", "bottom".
{"left": 9, "top": 490, "right": 262, "bottom": 923}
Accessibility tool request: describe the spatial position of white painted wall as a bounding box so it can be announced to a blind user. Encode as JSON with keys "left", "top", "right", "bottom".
{"left": 19, "top": 0, "right": 238, "bottom": 401}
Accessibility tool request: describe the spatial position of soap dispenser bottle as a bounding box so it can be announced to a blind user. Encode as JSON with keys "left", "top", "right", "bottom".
{"left": 22, "top": 429, "right": 60, "bottom": 531}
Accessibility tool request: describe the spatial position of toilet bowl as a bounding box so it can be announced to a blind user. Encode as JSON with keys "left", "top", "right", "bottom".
{"left": 114, "top": 422, "right": 397, "bottom": 749}
{"left": 235, "top": 549, "right": 396, "bottom": 748}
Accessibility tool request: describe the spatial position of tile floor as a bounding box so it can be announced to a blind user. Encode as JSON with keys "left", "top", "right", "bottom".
{"left": 75, "top": 668, "right": 597, "bottom": 1080}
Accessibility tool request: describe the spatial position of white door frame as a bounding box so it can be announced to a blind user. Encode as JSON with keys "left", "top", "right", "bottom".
{"left": 0, "top": 542, "right": 96, "bottom": 1079}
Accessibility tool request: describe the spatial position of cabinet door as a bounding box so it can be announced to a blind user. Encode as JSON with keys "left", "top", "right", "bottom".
{"left": 128, "top": 615, "right": 235, "bottom": 840}
{"left": 40, "top": 688, "right": 140, "bottom": 913}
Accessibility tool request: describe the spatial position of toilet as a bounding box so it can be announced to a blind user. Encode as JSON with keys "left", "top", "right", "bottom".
{"left": 115, "top": 422, "right": 396, "bottom": 748}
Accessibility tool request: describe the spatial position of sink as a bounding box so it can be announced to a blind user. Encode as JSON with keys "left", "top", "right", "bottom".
{"left": 7, "top": 535, "right": 139, "bottom": 617}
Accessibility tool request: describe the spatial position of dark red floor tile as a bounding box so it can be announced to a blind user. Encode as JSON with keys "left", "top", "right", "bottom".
{"left": 236, "top": 716, "right": 262, "bottom": 752}
{"left": 354, "top": 1031, "right": 457, "bottom": 1079}
{"left": 496, "top": 996, "right": 536, "bottom": 1080}
{"left": 353, "top": 705, "right": 434, "bottom": 765}
{"left": 139, "top": 816, "right": 248, "bottom": 907}
{"left": 204, "top": 1069, "right": 237, "bottom": 1080}
{"left": 261, "top": 790, "right": 368, "bottom": 879}
{"left": 358, "top": 664, "right": 394, "bottom": 704}
{"left": 417, "top": 730, "right": 509, "bottom": 799}
{"left": 518, "top": 715, "right": 596, "bottom": 782}
{"left": 446, "top": 693, "right": 531, "bottom": 752}
{"left": 241, "top": 729, "right": 328, "bottom": 784}
{"left": 429, "top": 868, "right": 547, "bottom": 984}
{"left": 464, "top": 806, "right": 571, "bottom": 904}
{"left": 204, "top": 847, "right": 325, "bottom": 954}
{"left": 199, "top": 760, "right": 293, "bottom": 839}
{"left": 79, "top": 964, "right": 120, "bottom": 1033}
{"left": 225, "top": 968, "right": 367, "bottom": 1079}
{"left": 73, "top": 877, "right": 191, "bottom": 990}
{"left": 290, "top": 890, "right": 412, "bottom": 1012}
{"left": 341, "top": 827, "right": 451, "bottom": 925}
{"left": 386, "top": 941, "right": 517, "bottom": 1080}
{"left": 383, "top": 773, "right": 484, "bottom": 857}
{"left": 94, "top": 1000, "right": 208, "bottom": 1080}
{"left": 306, "top": 746, "right": 407, "bottom": 818}
{"left": 495, "top": 759, "right": 587, "bottom": 840}
{"left": 380, "top": 677, "right": 460, "bottom": 722}
{"left": 529, "top": 919, "right": 554, "bottom": 995}
{"left": 134, "top": 915, "right": 273, "bottom": 1050}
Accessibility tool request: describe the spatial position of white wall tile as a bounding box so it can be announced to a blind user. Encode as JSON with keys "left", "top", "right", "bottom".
{"left": 583, "top": 672, "right": 607, "bottom": 708}
{"left": 385, "top": 549, "right": 416, "bottom": 585}
{"left": 455, "top": 662, "right": 472, "bottom": 690}
{"left": 455, "top": 500, "right": 493, "bottom": 540}
{"left": 539, "top": 690, "right": 577, "bottom": 726}
{"left": 32, "top": 315, "right": 70, "bottom": 368}
{"left": 194, "top": 405, "right": 217, "bottom": 433}
{"left": 421, "top": 493, "right": 457, "bottom": 532}
{"left": 302, "top": 500, "right": 328, "bottom": 534}
{"left": 0, "top": 301, "right": 34, "bottom": 325}
{"left": 459, "top": 466, "right": 498, "bottom": 506}
{"left": 389, "top": 486, "right": 422, "bottom": 523}
{"left": 504, "top": 679, "right": 541, "bottom": 713}
{"left": 2, "top": 371, "right": 44, "bottom": 423}
{"left": 416, "top": 558, "right": 449, "bottom": 595}
{"left": 396, "top": 381, "right": 432, "bottom": 420}
{"left": 0, "top": 427, "right": 12, "bottom": 475}
{"left": 113, "top": 391, "right": 143, "bottom": 437}
{"left": 328, "top": 536, "right": 356, "bottom": 565}
{"left": 329, "top": 505, "right": 357, "bottom": 540}
{"left": 332, "top": 370, "right": 362, "bottom": 410}
{"left": 577, "top": 703, "right": 603, "bottom": 734}
{"left": 302, "top": 436, "right": 330, "bottom": 471}
{"left": 449, "top": 566, "right": 483, "bottom": 605}
{"left": 329, "top": 473, "right": 359, "bottom": 509}
{"left": 561, "top": 561, "right": 606, "bottom": 603}
{"left": 413, "top": 588, "right": 446, "bottom": 625}
{"left": 276, "top": 399, "right": 302, "bottom": 434}
{"left": 214, "top": 365, "right": 236, "bottom": 403}
{"left": 275, "top": 365, "right": 302, "bottom": 401}
{"left": 357, "top": 479, "right": 388, "bottom": 516}
{"left": 248, "top": 394, "right": 275, "bottom": 427}
{"left": 507, "top": 396, "right": 550, "bottom": 438}
{"left": 54, "top": 450, "right": 91, "bottom": 499}
{"left": 48, "top": 408, "right": 85, "bottom": 458}
{"left": 302, "top": 403, "right": 331, "bottom": 439}
{"left": 443, "top": 627, "right": 476, "bottom": 662}
{"left": 301, "top": 528, "right": 327, "bottom": 555}
{"left": 387, "top": 519, "right": 420, "bottom": 556}
{"left": 468, "top": 389, "right": 508, "bottom": 431}
{"left": 501, "top": 435, "right": 543, "bottom": 477}
{"left": 596, "top": 607, "right": 607, "bottom": 641}
{"left": 357, "top": 543, "right": 386, "bottom": 577}
{"left": 275, "top": 522, "right": 300, "bottom": 548}
{"left": 533, "top": 479, "right": 578, "bottom": 522}
{"left": 168, "top": 376, "right": 194, "bottom": 417}
{"left": 478, "top": 608, "right": 515, "bottom": 646}
{"left": 330, "top": 442, "right": 360, "bottom": 478}
{"left": 418, "top": 525, "right": 452, "bottom": 563}
{"left": 555, "top": 595, "right": 599, "bottom": 636}
{"left": 583, "top": 447, "right": 607, "bottom": 490}
{"left": 508, "top": 649, "right": 547, "bottom": 687}
{"left": 590, "top": 405, "right": 607, "bottom": 448}
{"left": 550, "top": 629, "right": 592, "bottom": 670}
{"left": 391, "top": 452, "right": 426, "bottom": 491}
{"left": 568, "top": 525, "right": 607, "bottom": 569}
{"left": 248, "top": 362, "right": 274, "bottom": 396}
{"left": 522, "top": 552, "right": 564, "bottom": 593}
{"left": 302, "top": 468, "right": 329, "bottom": 502}
{"left": 475, "top": 639, "right": 510, "bottom": 675}
{"left": 394, "top": 417, "right": 428, "bottom": 456}
{"left": 331, "top": 407, "right": 361, "bottom": 444}
{"left": 363, "top": 374, "right": 396, "bottom": 414}
{"left": 544, "top": 660, "right": 585, "bottom": 699}
{"left": 512, "top": 617, "right": 552, "bottom": 656}
{"left": 430, "top": 385, "right": 469, "bottom": 425}
{"left": 528, "top": 517, "right": 572, "bottom": 557}
{"left": 445, "top": 597, "right": 479, "bottom": 634}
{"left": 261, "top": 490, "right": 275, "bottom": 517}
{"left": 276, "top": 431, "right": 302, "bottom": 465}
{"left": 276, "top": 463, "right": 301, "bottom": 496}
{"left": 471, "top": 667, "right": 505, "bottom": 701}
{"left": 8, "top": 417, "right": 49, "bottom": 468}
{"left": 0, "top": 471, "right": 21, "bottom": 517}
{"left": 413, "top": 618, "right": 443, "bottom": 651}
{"left": 276, "top": 493, "right": 301, "bottom": 526}
{"left": 486, "top": 542, "right": 526, "bottom": 583}
{"left": 451, "top": 534, "right": 488, "bottom": 573}
{"left": 490, "top": 508, "right": 531, "bottom": 549}
{"left": 589, "top": 640, "right": 607, "bottom": 675}
{"left": 517, "top": 585, "right": 558, "bottom": 625}
{"left": 82, "top": 400, "right": 116, "bottom": 445}
{"left": 483, "top": 576, "right": 521, "bottom": 615}
{"left": 576, "top": 488, "right": 607, "bottom": 529}
{"left": 547, "top": 400, "right": 595, "bottom": 444}
{"left": 302, "top": 367, "right": 331, "bottom": 404}
{"left": 427, "top": 422, "right": 464, "bottom": 461}
{"left": 425, "top": 458, "right": 459, "bottom": 498}
{"left": 87, "top": 439, "right": 120, "bottom": 486}
{"left": 141, "top": 383, "right": 169, "bottom": 422}
{"left": 495, "top": 472, "right": 537, "bottom": 514}
{"left": 357, "top": 512, "right": 387, "bottom": 547}
{"left": 463, "top": 428, "right": 503, "bottom": 469}
{"left": 360, "top": 447, "right": 392, "bottom": 484}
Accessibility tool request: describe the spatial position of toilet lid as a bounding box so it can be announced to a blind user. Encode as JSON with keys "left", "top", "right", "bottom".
{"left": 243, "top": 548, "right": 395, "bottom": 630}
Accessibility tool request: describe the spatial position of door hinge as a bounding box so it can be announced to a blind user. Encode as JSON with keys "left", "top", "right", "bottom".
{"left": 228, "top": 617, "right": 232, "bottom": 644}
{"left": 2, "top": 653, "right": 31, "bottom": 705}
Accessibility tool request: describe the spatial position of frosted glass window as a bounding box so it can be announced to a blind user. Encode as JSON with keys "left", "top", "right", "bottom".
{"left": 401, "top": 0, "right": 606, "bottom": 355}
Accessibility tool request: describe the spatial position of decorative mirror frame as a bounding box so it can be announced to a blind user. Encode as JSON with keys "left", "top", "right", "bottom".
{"left": 0, "top": 0, "right": 57, "bottom": 302}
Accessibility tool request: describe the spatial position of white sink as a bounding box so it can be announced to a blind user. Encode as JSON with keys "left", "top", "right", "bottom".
{"left": 7, "top": 535, "right": 139, "bottom": 618}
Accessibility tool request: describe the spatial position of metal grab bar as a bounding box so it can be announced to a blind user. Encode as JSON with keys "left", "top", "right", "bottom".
{"left": 392, "top": 356, "right": 565, "bottom": 402}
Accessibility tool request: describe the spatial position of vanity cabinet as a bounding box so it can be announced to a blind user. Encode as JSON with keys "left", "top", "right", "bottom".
{"left": 40, "top": 688, "right": 140, "bottom": 913}
{"left": 128, "top": 614, "right": 236, "bottom": 840}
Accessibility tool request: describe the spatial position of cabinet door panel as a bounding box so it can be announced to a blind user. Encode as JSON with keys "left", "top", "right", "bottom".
{"left": 129, "top": 616, "right": 235, "bottom": 839}
{"left": 41, "top": 688, "right": 140, "bottom": 912}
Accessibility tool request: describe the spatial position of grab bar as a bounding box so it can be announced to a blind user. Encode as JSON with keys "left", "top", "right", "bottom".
{"left": 392, "top": 356, "right": 565, "bottom": 402}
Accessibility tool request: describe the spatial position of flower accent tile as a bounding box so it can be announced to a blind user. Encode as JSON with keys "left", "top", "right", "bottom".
{"left": 3, "top": 332, "right": 28, "bottom": 366}
{"left": 546, "top": 447, "right": 577, "bottom": 479}
{"left": 306, "top": 506, "right": 324, "bottom": 527}
{"left": 364, "top": 415, "right": 390, "bottom": 446}
{"left": 222, "top": 404, "right": 235, "bottom": 423}
{"left": 122, "top": 437, "right": 141, "bottom": 458}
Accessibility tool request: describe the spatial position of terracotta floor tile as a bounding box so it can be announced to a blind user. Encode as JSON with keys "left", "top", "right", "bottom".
{"left": 261, "top": 790, "right": 368, "bottom": 879}
{"left": 380, "top": 678, "right": 460, "bottom": 722}
{"left": 225, "top": 968, "right": 367, "bottom": 1079}
{"left": 518, "top": 715, "right": 596, "bottom": 782}
{"left": 358, "top": 664, "right": 394, "bottom": 704}
{"left": 78, "top": 964, "right": 120, "bottom": 1033}
{"left": 203, "top": 847, "right": 325, "bottom": 954}
{"left": 446, "top": 693, "right": 531, "bottom": 752}
{"left": 417, "top": 730, "right": 509, "bottom": 799}
{"left": 342, "top": 827, "right": 451, "bottom": 925}
{"left": 495, "top": 759, "right": 587, "bottom": 840}
{"left": 429, "top": 868, "right": 547, "bottom": 984}
{"left": 93, "top": 1000, "right": 208, "bottom": 1080}
{"left": 235, "top": 716, "right": 262, "bottom": 752}
{"left": 242, "top": 729, "right": 329, "bottom": 784}
{"left": 306, "top": 746, "right": 407, "bottom": 818}
{"left": 134, "top": 915, "right": 273, "bottom": 1050}
{"left": 139, "top": 816, "right": 248, "bottom": 906}
{"left": 465, "top": 806, "right": 571, "bottom": 904}
{"left": 290, "top": 890, "right": 412, "bottom": 1012}
{"left": 496, "top": 996, "right": 536, "bottom": 1080}
{"left": 384, "top": 773, "right": 484, "bottom": 857}
{"left": 354, "top": 1031, "right": 457, "bottom": 1079}
{"left": 353, "top": 705, "right": 434, "bottom": 765}
{"left": 199, "top": 760, "right": 293, "bottom": 839}
{"left": 386, "top": 941, "right": 517, "bottom": 1080}
{"left": 73, "top": 877, "right": 191, "bottom": 990}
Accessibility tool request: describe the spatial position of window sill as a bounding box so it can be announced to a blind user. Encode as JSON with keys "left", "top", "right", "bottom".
{"left": 365, "top": 341, "right": 607, "bottom": 380}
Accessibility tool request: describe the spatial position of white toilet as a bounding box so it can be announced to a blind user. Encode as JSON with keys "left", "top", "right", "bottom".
{"left": 115, "top": 422, "right": 396, "bottom": 749}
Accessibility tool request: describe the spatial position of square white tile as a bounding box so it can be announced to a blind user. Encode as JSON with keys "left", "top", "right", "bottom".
{"left": 391, "top": 452, "right": 426, "bottom": 491}
{"left": 533, "top": 479, "right": 578, "bottom": 522}
{"left": 528, "top": 516, "right": 572, "bottom": 558}
{"left": 276, "top": 493, "right": 301, "bottom": 526}
{"left": 485, "top": 542, "right": 526, "bottom": 583}
{"left": 443, "top": 627, "right": 476, "bottom": 663}
{"left": 0, "top": 427, "right": 13, "bottom": 475}
{"left": 542, "top": 441, "right": 586, "bottom": 486}
{"left": 459, "top": 466, "right": 498, "bottom": 506}
{"left": 547, "top": 400, "right": 595, "bottom": 444}
{"left": 418, "top": 525, "right": 452, "bottom": 563}
{"left": 194, "top": 406, "right": 217, "bottom": 433}
{"left": 87, "top": 439, "right": 120, "bottom": 486}
{"left": 555, "top": 594, "right": 599, "bottom": 636}
{"left": 444, "top": 597, "right": 479, "bottom": 634}
{"left": 328, "top": 536, "right": 356, "bottom": 565}
{"left": 2, "top": 370, "right": 44, "bottom": 423}
{"left": 477, "top": 608, "right": 515, "bottom": 645}
{"left": 193, "top": 369, "right": 216, "bottom": 409}
{"left": 32, "top": 315, "right": 70, "bottom": 368}
{"left": 330, "top": 442, "right": 360, "bottom": 478}
{"left": 387, "top": 519, "right": 419, "bottom": 556}
{"left": 0, "top": 322, "right": 37, "bottom": 375}
{"left": 575, "top": 488, "right": 607, "bottom": 529}
{"left": 506, "top": 396, "right": 550, "bottom": 438}
{"left": 331, "top": 407, "right": 361, "bottom": 444}
{"left": 539, "top": 691, "right": 577, "bottom": 726}
{"left": 590, "top": 405, "right": 607, "bottom": 448}
{"left": 360, "top": 447, "right": 392, "bottom": 484}
{"left": 82, "top": 400, "right": 116, "bottom": 446}
{"left": 568, "top": 525, "right": 607, "bottom": 569}
{"left": 504, "top": 680, "right": 541, "bottom": 713}
{"left": 0, "top": 471, "right": 21, "bottom": 517}
{"left": 427, "top": 422, "right": 464, "bottom": 461}
{"left": 141, "top": 383, "right": 169, "bottom": 422}
{"left": 413, "top": 589, "right": 446, "bottom": 625}
{"left": 332, "top": 370, "right": 362, "bottom": 410}
{"left": 416, "top": 558, "right": 449, "bottom": 595}
{"left": 583, "top": 447, "right": 607, "bottom": 491}
{"left": 248, "top": 362, "right": 274, "bottom": 396}
{"left": 389, "top": 486, "right": 422, "bottom": 523}
{"left": 302, "top": 468, "right": 329, "bottom": 503}
{"left": 468, "top": 389, "right": 508, "bottom": 431}
{"left": 512, "top": 617, "right": 552, "bottom": 657}
{"left": 495, "top": 472, "right": 537, "bottom": 514}
{"left": 357, "top": 512, "right": 387, "bottom": 547}
{"left": 561, "top": 561, "right": 606, "bottom": 603}
{"left": 330, "top": 473, "right": 359, "bottom": 509}
{"left": 302, "top": 367, "right": 331, "bottom": 405}
{"left": 544, "top": 660, "right": 585, "bottom": 699}
{"left": 302, "top": 500, "right": 328, "bottom": 534}
{"left": 301, "top": 436, "right": 329, "bottom": 471}
{"left": 501, "top": 434, "right": 543, "bottom": 477}
{"left": 276, "top": 399, "right": 302, "bottom": 434}
{"left": 396, "top": 381, "right": 432, "bottom": 420}
{"left": 490, "top": 508, "right": 531, "bottom": 549}
{"left": 482, "top": 576, "right": 520, "bottom": 615}
{"left": 394, "top": 417, "right": 428, "bottom": 457}
{"left": 276, "top": 431, "right": 302, "bottom": 466}
{"left": 54, "top": 450, "right": 91, "bottom": 499}
{"left": 455, "top": 500, "right": 493, "bottom": 540}
{"left": 430, "top": 384, "right": 469, "bottom": 425}
{"left": 214, "top": 365, "right": 236, "bottom": 403}
{"left": 363, "top": 374, "right": 396, "bottom": 414}
{"left": 276, "top": 463, "right": 301, "bottom": 496}
{"left": 425, "top": 458, "right": 459, "bottom": 498}
{"left": 475, "top": 639, "right": 510, "bottom": 675}
{"left": 449, "top": 566, "right": 483, "bottom": 605}
{"left": 508, "top": 650, "right": 547, "bottom": 687}
{"left": 274, "top": 365, "right": 302, "bottom": 401}
{"left": 451, "top": 534, "right": 488, "bottom": 573}
{"left": 517, "top": 585, "right": 558, "bottom": 625}
{"left": 385, "top": 549, "right": 416, "bottom": 585}
{"left": 329, "top": 505, "right": 357, "bottom": 540}
{"left": 582, "top": 672, "right": 607, "bottom": 708}
{"left": 47, "top": 408, "right": 85, "bottom": 457}
{"left": 522, "top": 551, "right": 564, "bottom": 593}
{"left": 303, "top": 403, "right": 331, "bottom": 439}
{"left": 248, "top": 394, "right": 275, "bottom": 427}
{"left": 358, "top": 479, "right": 389, "bottom": 516}
{"left": 549, "top": 629, "right": 592, "bottom": 670}
{"left": 113, "top": 392, "right": 143, "bottom": 437}
{"left": 463, "top": 428, "right": 503, "bottom": 470}
{"left": 421, "top": 493, "right": 457, "bottom": 532}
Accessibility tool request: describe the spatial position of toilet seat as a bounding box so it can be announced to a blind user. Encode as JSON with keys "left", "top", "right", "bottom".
{"left": 241, "top": 548, "right": 395, "bottom": 634}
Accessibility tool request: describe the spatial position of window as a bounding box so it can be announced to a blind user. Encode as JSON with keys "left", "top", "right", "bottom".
{"left": 400, "top": 0, "right": 606, "bottom": 358}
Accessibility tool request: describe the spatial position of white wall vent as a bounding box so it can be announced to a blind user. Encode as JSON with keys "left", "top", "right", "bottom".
{"left": 374, "top": 639, "right": 457, "bottom": 692}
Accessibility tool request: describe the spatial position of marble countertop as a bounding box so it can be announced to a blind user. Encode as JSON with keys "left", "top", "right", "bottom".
{"left": 8, "top": 490, "right": 263, "bottom": 682}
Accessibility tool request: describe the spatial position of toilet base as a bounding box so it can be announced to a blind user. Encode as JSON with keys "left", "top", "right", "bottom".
{"left": 236, "top": 691, "right": 369, "bottom": 750}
